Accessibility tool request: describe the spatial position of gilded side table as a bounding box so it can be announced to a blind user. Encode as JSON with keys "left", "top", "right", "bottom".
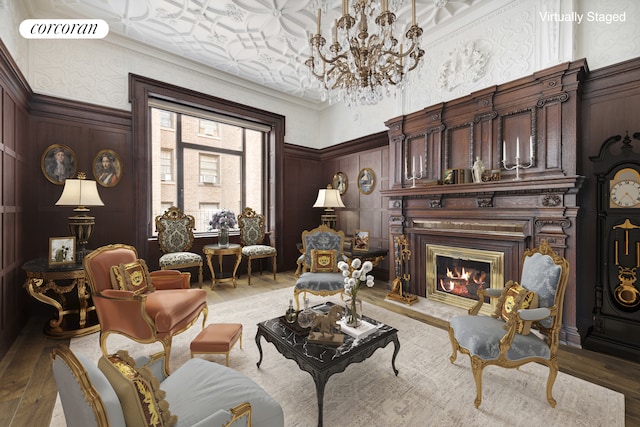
{"left": 22, "top": 258, "right": 99, "bottom": 338}
{"left": 203, "top": 243, "right": 242, "bottom": 289}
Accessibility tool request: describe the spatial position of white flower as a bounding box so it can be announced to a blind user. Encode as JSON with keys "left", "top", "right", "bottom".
{"left": 366, "top": 275, "right": 375, "bottom": 287}
{"left": 342, "top": 270, "right": 350, "bottom": 277}
{"left": 351, "top": 258, "right": 362, "bottom": 269}
{"left": 362, "top": 261, "right": 373, "bottom": 273}
{"left": 352, "top": 269, "right": 362, "bottom": 279}
{"left": 338, "top": 261, "right": 349, "bottom": 271}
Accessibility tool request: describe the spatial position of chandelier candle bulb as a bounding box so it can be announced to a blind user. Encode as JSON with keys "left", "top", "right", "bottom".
{"left": 317, "top": 9, "right": 321, "bottom": 34}
{"left": 420, "top": 155, "right": 423, "bottom": 175}
{"left": 516, "top": 137, "right": 520, "bottom": 158}
{"left": 343, "top": 0, "right": 348, "bottom": 15}
{"left": 502, "top": 141, "right": 506, "bottom": 163}
{"left": 412, "top": 156, "right": 416, "bottom": 175}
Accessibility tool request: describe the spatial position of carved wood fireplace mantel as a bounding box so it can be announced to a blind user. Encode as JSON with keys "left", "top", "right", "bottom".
{"left": 381, "top": 60, "right": 587, "bottom": 347}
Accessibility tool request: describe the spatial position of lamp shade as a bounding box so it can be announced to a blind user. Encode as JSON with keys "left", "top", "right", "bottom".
{"left": 313, "top": 186, "right": 345, "bottom": 208}
{"left": 56, "top": 179, "right": 104, "bottom": 211}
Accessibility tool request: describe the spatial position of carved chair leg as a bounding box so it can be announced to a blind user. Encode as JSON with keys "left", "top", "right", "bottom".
{"left": 447, "top": 327, "right": 459, "bottom": 363}
{"left": 247, "top": 258, "right": 252, "bottom": 286}
{"left": 198, "top": 265, "right": 203, "bottom": 288}
{"left": 272, "top": 255, "right": 277, "bottom": 280}
{"left": 470, "top": 356, "right": 484, "bottom": 408}
{"left": 546, "top": 360, "right": 559, "bottom": 408}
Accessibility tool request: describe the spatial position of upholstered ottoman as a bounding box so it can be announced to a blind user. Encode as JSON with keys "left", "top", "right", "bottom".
{"left": 191, "top": 323, "right": 243, "bottom": 366}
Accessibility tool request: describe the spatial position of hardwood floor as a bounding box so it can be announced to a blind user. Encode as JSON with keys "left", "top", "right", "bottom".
{"left": 1, "top": 271, "right": 638, "bottom": 426}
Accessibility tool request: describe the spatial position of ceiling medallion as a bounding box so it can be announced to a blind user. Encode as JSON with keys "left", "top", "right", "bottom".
{"left": 305, "top": 0, "right": 424, "bottom": 107}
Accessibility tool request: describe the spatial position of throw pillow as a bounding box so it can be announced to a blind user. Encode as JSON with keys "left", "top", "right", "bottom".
{"left": 98, "top": 350, "right": 176, "bottom": 427}
{"left": 310, "top": 249, "right": 338, "bottom": 273}
{"left": 494, "top": 280, "right": 539, "bottom": 335}
{"left": 110, "top": 259, "right": 154, "bottom": 295}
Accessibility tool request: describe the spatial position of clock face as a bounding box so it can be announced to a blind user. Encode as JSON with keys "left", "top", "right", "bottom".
{"left": 610, "top": 180, "right": 640, "bottom": 207}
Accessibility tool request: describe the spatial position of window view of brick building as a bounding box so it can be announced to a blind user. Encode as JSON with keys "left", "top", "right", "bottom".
{"left": 150, "top": 107, "right": 264, "bottom": 234}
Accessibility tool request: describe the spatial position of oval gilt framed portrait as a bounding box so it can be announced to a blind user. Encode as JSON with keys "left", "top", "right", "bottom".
{"left": 41, "top": 144, "right": 77, "bottom": 185}
{"left": 93, "top": 149, "right": 122, "bottom": 187}
{"left": 332, "top": 172, "right": 348, "bottom": 195}
{"left": 357, "top": 168, "right": 376, "bottom": 195}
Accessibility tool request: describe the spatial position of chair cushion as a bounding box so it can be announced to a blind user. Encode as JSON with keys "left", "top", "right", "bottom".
{"left": 450, "top": 315, "right": 551, "bottom": 361}
{"left": 52, "top": 349, "right": 126, "bottom": 427}
{"left": 520, "top": 252, "right": 562, "bottom": 328}
{"left": 159, "top": 217, "right": 192, "bottom": 252}
{"left": 145, "top": 289, "right": 207, "bottom": 333}
{"left": 159, "top": 252, "right": 202, "bottom": 267}
{"left": 239, "top": 216, "right": 264, "bottom": 246}
{"left": 494, "top": 281, "right": 539, "bottom": 335}
{"left": 161, "top": 358, "right": 284, "bottom": 427}
{"left": 242, "top": 245, "right": 277, "bottom": 257}
{"left": 295, "top": 272, "right": 344, "bottom": 292}
{"left": 110, "top": 259, "right": 154, "bottom": 295}
{"left": 310, "top": 249, "right": 338, "bottom": 273}
{"left": 98, "top": 350, "right": 176, "bottom": 427}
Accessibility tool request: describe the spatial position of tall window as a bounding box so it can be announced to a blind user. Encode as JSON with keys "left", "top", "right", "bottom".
{"left": 150, "top": 102, "right": 266, "bottom": 234}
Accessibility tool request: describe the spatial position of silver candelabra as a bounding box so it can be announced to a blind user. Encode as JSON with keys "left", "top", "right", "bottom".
{"left": 501, "top": 137, "right": 534, "bottom": 181}
{"left": 405, "top": 155, "right": 424, "bottom": 188}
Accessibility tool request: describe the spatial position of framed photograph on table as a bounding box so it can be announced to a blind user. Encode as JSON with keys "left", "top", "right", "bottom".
{"left": 357, "top": 168, "right": 375, "bottom": 194}
{"left": 93, "top": 149, "right": 122, "bottom": 187}
{"left": 49, "top": 236, "right": 76, "bottom": 266}
{"left": 332, "top": 172, "right": 348, "bottom": 195}
{"left": 41, "top": 144, "right": 77, "bottom": 185}
{"left": 353, "top": 230, "right": 370, "bottom": 252}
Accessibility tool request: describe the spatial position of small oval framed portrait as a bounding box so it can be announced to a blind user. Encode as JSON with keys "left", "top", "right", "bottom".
{"left": 93, "top": 149, "right": 122, "bottom": 187}
{"left": 41, "top": 144, "right": 77, "bottom": 185}
{"left": 357, "top": 168, "right": 376, "bottom": 195}
{"left": 332, "top": 172, "right": 348, "bottom": 195}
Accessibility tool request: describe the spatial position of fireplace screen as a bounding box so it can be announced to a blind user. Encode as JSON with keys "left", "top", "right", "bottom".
{"left": 426, "top": 245, "right": 504, "bottom": 315}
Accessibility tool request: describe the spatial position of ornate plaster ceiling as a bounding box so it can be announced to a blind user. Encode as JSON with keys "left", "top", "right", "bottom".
{"left": 25, "top": 0, "right": 481, "bottom": 102}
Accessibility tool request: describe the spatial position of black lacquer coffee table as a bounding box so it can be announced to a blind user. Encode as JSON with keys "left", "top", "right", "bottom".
{"left": 255, "top": 302, "right": 400, "bottom": 427}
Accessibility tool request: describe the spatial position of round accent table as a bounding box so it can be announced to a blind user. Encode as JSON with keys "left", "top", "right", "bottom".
{"left": 22, "top": 258, "right": 100, "bottom": 338}
{"left": 203, "top": 243, "right": 242, "bottom": 289}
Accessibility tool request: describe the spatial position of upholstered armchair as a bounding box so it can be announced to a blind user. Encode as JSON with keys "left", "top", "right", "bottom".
{"left": 156, "top": 206, "right": 204, "bottom": 288}
{"left": 293, "top": 224, "right": 346, "bottom": 310}
{"left": 51, "top": 344, "right": 284, "bottom": 427}
{"left": 83, "top": 244, "right": 208, "bottom": 375}
{"left": 448, "top": 240, "right": 570, "bottom": 408}
{"left": 237, "top": 207, "right": 277, "bottom": 285}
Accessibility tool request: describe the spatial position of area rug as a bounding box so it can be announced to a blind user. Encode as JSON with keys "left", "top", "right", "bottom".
{"left": 51, "top": 287, "right": 624, "bottom": 427}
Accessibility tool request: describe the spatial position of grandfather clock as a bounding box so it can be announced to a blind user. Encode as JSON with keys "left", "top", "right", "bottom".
{"left": 586, "top": 132, "right": 640, "bottom": 361}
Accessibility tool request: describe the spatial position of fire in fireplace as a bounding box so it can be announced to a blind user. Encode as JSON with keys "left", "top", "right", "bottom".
{"left": 437, "top": 256, "right": 489, "bottom": 299}
{"left": 426, "top": 244, "right": 504, "bottom": 315}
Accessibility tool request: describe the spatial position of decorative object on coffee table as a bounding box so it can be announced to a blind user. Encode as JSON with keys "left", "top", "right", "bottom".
{"left": 386, "top": 235, "right": 418, "bottom": 305}
{"left": 307, "top": 304, "right": 344, "bottom": 346}
{"left": 338, "top": 258, "right": 375, "bottom": 327}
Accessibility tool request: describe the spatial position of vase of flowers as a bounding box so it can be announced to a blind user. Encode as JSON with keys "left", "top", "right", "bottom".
{"left": 338, "top": 258, "right": 374, "bottom": 327}
{"left": 209, "top": 209, "right": 237, "bottom": 248}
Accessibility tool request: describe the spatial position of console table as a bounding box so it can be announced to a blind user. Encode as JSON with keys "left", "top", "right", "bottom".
{"left": 343, "top": 248, "right": 388, "bottom": 267}
{"left": 203, "top": 243, "right": 242, "bottom": 289}
{"left": 22, "top": 258, "right": 99, "bottom": 338}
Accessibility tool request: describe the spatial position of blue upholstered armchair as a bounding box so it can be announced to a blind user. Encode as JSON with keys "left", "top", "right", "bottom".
{"left": 293, "top": 225, "right": 346, "bottom": 310}
{"left": 448, "top": 240, "right": 570, "bottom": 408}
{"left": 156, "top": 206, "right": 204, "bottom": 288}
{"left": 238, "top": 207, "right": 277, "bottom": 285}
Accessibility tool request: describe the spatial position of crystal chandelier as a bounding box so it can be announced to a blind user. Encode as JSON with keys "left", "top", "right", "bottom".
{"left": 306, "top": 0, "right": 424, "bottom": 107}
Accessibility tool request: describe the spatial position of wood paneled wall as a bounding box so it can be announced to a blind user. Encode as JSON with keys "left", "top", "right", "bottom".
{"left": 0, "top": 41, "right": 30, "bottom": 358}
